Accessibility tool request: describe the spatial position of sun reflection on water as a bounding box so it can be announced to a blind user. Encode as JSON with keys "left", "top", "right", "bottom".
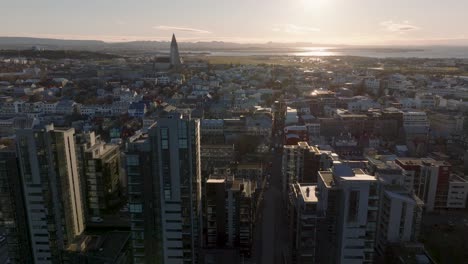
{"left": 293, "top": 47, "right": 340, "bottom": 57}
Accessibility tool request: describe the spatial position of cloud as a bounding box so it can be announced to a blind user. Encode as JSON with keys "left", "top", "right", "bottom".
{"left": 380, "top": 21, "right": 419, "bottom": 32}
{"left": 154, "top": 25, "right": 212, "bottom": 34}
{"left": 272, "top": 24, "right": 320, "bottom": 34}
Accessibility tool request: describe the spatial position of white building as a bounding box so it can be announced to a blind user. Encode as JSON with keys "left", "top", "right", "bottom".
{"left": 317, "top": 163, "right": 378, "bottom": 264}
{"left": 376, "top": 188, "right": 423, "bottom": 255}
{"left": 285, "top": 107, "right": 299, "bottom": 125}
{"left": 446, "top": 175, "right": 468, "bottom": 209}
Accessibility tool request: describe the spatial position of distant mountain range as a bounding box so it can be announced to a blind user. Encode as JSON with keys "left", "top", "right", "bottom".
{"left": 0, "top": 37, "right": 285, "bottom": 52}
{"left": 0, "top": 37, "right": 376, "bottom": 52}
{"left": 1, "top": 37, "right": 467, "bottom": 58}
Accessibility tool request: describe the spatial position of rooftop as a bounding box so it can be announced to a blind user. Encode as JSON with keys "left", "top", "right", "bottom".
{"left": 68, "top": 231, "right": 130, "bottom": 260}
{"left": 384, "top": 189, "right": 421, "bottom": 205}
{"left": 300, "top": 185, "right": 318, "bottom": 203}
{"left": 396, "top": 157, "right": 450, "bottom": 167}
{"left": 207, "top": 178, "right": 226, "bottom": 184}
{"left": 319, "top": 171, "right": 334, "bottom": 188}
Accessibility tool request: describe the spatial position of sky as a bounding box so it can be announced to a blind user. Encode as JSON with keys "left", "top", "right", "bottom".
{"left": 1, "top": 0, "right": 468, "bottom": 45}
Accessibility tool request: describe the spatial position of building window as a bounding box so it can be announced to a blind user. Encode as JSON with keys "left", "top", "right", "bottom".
{"left": 127, "top": 156, "right": 139, "bottom": 166}
{"left": 129, "top": 203, "right": 143, "bottom": 213}
{"left": 347, "top": 190, "right": 360, "bottom": 223}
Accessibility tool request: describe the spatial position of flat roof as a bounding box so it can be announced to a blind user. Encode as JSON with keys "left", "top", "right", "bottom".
{"left": 207, "top": 178, "right": 226, "bottom": 183}
{"left": 396, "top": 157, "right": 450, "bottom": 167}
{"left": 319, "top": 171, "right": 334, "bottom": 188}
{"left": 384, "top": 190, "right": 417, "bottom": 204}
{"left": 300, "top": 185, "right": 318, "bottom": 203}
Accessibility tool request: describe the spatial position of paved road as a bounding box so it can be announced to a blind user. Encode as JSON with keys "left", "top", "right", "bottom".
{"left": 253, "top": 145, "right": 289, "bottom": 264}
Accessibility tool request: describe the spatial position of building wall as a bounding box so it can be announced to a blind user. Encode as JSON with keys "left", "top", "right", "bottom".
{"left": 127, "top": 116, "right": 201, "bottom": 264}
{"left": 0, "top": 150, "right": 34, "bottom": 263}
{"left": 339, "top": 180, "right": 377, "bottom": 264}
{"left": 447, "top": 179, "right": 468, "bottom": 208}
{"left": 16, "top": 125, "right": 85, "bottom": 263}
{"left": 376, "top": 189, "right": 423, "bottom": 255}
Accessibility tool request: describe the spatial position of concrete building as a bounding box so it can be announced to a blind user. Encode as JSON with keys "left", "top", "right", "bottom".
{"left": 282, "top": 142, "right": 333, "bottom": 199}
{"left": 366, "top": 156, "right": 413, "bottom": 191}
{"left": 16, "top": 124, "right": 85, "bottom": 263}
{"left": 402, "top": 111, "right": 429, "bottom": 136}
{"left": 125, "top": 114, "right": 201, "bottom": 264}
{"left": 285, "top": 107, "right": 299, "bottom": 125}
{"left": 446, "top": 175, "right": 468, "bottom": 209}
{"left": 0, "top": 146, "right": 33, "bottom": 263}
{"left": 288, "top": 183, "right": 319, "bottom": 264}
{"left": 428, "top": 113, "right": 465, "bottom": 137}
{"left": 200, "top": 144, "right": 235, "bottom": 175}
{"left": 76, "top": 132, "right": 122, "bottom": 218}
{"left": 414, "top": 93, "right": 436, "bottom": 109}
{"left": 375, "top": 186, "right": 424, "bottom": 256}
{"left": 65, "top": 231, "right": 132, "bottom": 264}
{"left": 395, "top": 158, "right": 453, "bottom": 211}
{"left": 316, "top": 163, "right": 378, "bottom": 264}
{"left": 204, "top": 175, "right": 255, "bottom": 257}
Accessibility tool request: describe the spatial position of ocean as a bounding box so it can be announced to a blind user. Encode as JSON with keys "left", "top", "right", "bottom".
{"left": 200, "top": 46, "right": 468, "bottom": 59}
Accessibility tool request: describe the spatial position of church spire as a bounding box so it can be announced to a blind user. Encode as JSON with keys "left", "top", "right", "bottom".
{"left": 170, "top": 34, "right": 181, "bottom": 67}
{"left": 171, "top": 33, "right": 177, "bottom": 46}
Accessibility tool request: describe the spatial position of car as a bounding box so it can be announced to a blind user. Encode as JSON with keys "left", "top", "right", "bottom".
{"left": 91, "top": 216, "right": 104, "bottom": 223}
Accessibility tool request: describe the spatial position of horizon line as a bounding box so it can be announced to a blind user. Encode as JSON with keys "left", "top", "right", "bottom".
{"left": 1, "top": 35, "right": 468, "bottom": 47}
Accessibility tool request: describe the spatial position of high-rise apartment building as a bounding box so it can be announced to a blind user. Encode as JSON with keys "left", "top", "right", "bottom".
{"left": 15, "top": 124, "right": 85, "bottom": 263}
{"left": 0, "top": 146, "right": 33, "bottom": 263}
{"left": 395, "top": 158, "right": 455, "bottom": 211}
{"left": 282, "top": 142, "right": 333, "bottom": 198}
{"left": 76, "top": 132, "right": 122, "bottom": 217}
{"left": 316, "top": 163, "right": 378, "bottom": 264}
{"left": 204, "top": 175, "right": 255, "bottom": 257}
{"left": 126, "top": 114, "right": 201, "bottom": 264}
{"left": 288, "top": 182, "right": 319, "bottom": 264}
{"left": 366, "top": 156, "right": 424, "bottom": 256}
{"left": 375, "top": 186, "right": 423, "bottom": 256}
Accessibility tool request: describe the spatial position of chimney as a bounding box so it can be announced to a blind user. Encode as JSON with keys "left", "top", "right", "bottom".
{"left": 306, "top": 187, "right": 310, "bottom": 197}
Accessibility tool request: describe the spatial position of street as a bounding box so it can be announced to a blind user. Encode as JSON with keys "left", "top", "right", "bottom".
{"left": 253, "top": 140, "right": 289, "bottom": 264}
